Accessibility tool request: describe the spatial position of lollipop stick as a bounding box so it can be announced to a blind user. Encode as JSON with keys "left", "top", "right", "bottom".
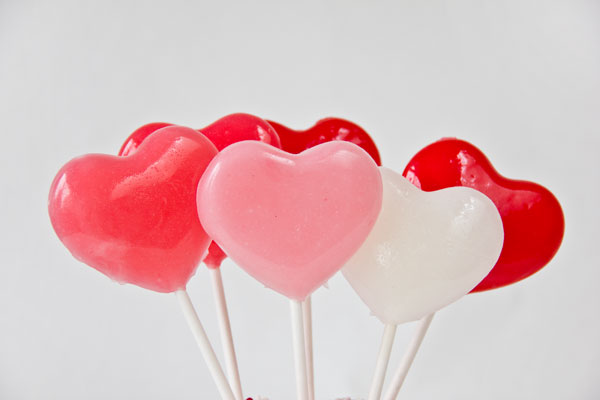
{"left": 368, "top": 324, "right": 397, "bottom": 400}
{"left": 302, "top": 296, "right": 315, "bottom": 400}
{"left": 175, "top": 289, "right": 236, "bottom": 400}
{"left": 383, "top": 313, "right": 435, "bottom": 400}
{"left": 290, "top": 299, "right": 309, "bottom": 400}
{"left": 209, "top": 267, "right": 244, "bottom": 400}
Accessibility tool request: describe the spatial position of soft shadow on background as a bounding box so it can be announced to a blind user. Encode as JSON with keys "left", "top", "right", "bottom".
{"left": 1, "top": 1, "right": 599, "bottom": 399}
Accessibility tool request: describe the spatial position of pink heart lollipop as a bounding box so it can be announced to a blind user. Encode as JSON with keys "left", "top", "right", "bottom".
{"left": 196, "top": 141, "right": 383, "bottom": 300}
{"left": 119, "top": 113, "right": 282, "bottom": 268}
{"left": 49, "top": 126, "right": 218, "bottom": 292}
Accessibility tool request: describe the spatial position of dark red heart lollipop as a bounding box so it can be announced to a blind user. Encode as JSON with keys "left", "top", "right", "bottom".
{"left": 49, "top": 126, "right": 218, "bottom": 292}
{"left": 403, "top": 138, "right": 564, "bottom": 292}
{"left": 119, "top": 113, "right": 282, "bottom": 268}
{"left": 267, "top": 117, "right": 381, "bottom": 165}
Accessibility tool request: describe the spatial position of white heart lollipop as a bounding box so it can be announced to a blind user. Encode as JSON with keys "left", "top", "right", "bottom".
{"left": 343, "top": 167, "right": 504, "bottom": 325}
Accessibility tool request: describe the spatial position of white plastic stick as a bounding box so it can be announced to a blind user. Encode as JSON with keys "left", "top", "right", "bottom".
{"left": 290, "top": 299, "right": 309, "bottom": 400}
{"left": 383, "top": 313, "right": 435, "bottom": 400}
{"left": 302, "top": 296, "right": 315, "bottom": 400}
{"left": 368, "top": 323, "right": 397, "bottom": 400}
{"left": 175, "top": 289, "right": 236, "bottom": 400}
{"left": 209, "top": 268, "right": 243, "bottom": 400}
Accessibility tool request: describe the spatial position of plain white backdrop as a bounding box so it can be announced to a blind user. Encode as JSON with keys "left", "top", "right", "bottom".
{"left": 1, "top": 0, "right": 599, "bottom": 399}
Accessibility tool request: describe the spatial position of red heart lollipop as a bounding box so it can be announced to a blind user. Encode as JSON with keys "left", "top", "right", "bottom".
{"left": 403, "top": 138, "right": 564, "bottom": 292}
{"left": 267, "top": 117, "right": 382, "bottom": 165}
{"left": 119, "top": 113, "right": 282, "bottom": 268}
{"left": 49, "top": 126, "right": 218, "bottom": 292}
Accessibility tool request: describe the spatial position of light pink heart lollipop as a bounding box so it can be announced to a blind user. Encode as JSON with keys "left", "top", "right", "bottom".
{"left": 196, "top": 141, "right": 383, "bottom": 301}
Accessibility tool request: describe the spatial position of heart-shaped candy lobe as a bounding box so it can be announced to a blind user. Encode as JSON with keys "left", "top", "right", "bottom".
{"left": 119, "top": 113, "right": 281, "bottom": 156}
{"left": 119, "top": 114, "right": 282, "bottom": 268}
{"left": 197, "top": 141, "right": 383, "bottom": 301}
{"left": 403, "top": 138, "right": 565, "bottom": 292}
{"left": 118, "top": 122, "right": 172, "bottom": 156}
{"left": 200, "top": 113, "right": 281, "bottom": 151}
{"left": 267, "top": 117, "right": 382, "bottom": 166}
{"left": 49, "top": 126, "right": 218, "bottom": 293}
{"left": 343, "top": 168, "right": 504, "bottom": 324}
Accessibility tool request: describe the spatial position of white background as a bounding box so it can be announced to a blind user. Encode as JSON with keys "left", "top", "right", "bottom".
{"left": 1, "top": 1, "right": 599, "bottom": 399}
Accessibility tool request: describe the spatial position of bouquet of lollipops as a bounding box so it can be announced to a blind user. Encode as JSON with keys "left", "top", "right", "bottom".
{"left": 48, "top": 113, "right": 564, "bottom": 400}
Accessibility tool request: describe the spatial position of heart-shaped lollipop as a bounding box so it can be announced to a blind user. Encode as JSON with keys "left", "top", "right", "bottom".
{"left": 403, "top": 138, "right": 564, "bottom": 292}
{"left": 49, "top": 126, "right": 218, "bottom": 292}
{"left": 267, "top": 117, "right": 381, "bottom": 166}
{"left": 343, "top": 168, "right": 504, "bottom": 324}
{"left": 119, "top": 113, "right": 282, "bottom": 268}
{"left": 197, "top": 141, "right": 383, "bottom": 301}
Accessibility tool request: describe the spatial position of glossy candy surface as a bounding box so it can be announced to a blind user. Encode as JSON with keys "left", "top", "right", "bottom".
{"left": 267, "top": 117, "right": 381, "bottom": 165}
{"left": 119, "top": 113, "right": 281, "bottom": 156}
{"left": 403, "top": 138, "right": 564, "bottom": 292}
{"left": 118, "top": 122, "right": 172, "bottom": 156}
{"left": 343, "top": 168, "right": 504, "bottom": 324}
{"left": 197, "top": 141, "right": 383, "bottom": 301}
{"left": 49, "top": 126, "right": 218, "bottom": 292}
{"left": 119, "top": 113, "right": 282, "bottom": 268}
